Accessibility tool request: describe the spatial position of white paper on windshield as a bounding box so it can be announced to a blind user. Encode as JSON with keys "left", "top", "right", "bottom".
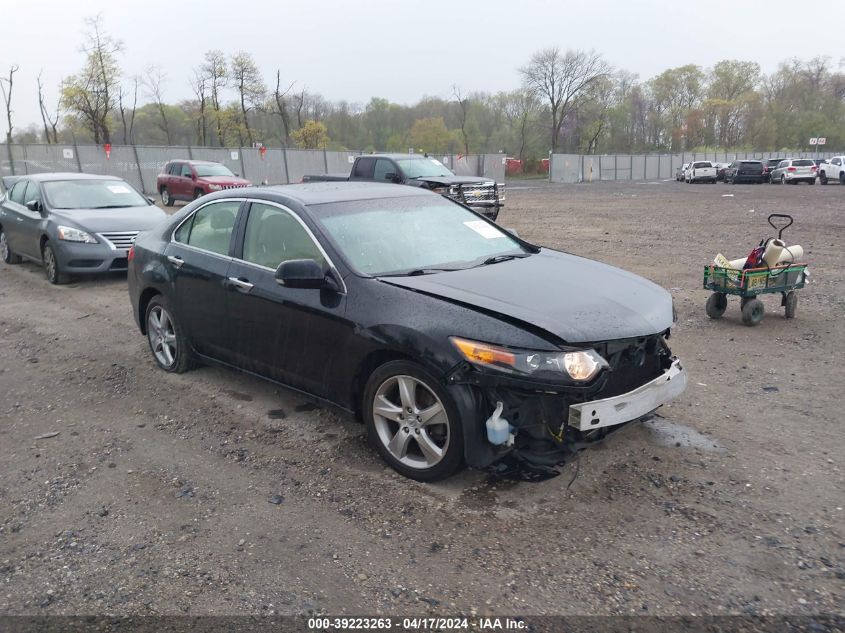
{"left": 463, "top": 220, "right": 503, "bottom": 239}
{"left": 107, "top": 185, "right": 131, "bottom": 194}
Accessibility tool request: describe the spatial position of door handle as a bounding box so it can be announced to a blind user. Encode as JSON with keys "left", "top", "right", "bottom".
{"left": 166, "top": 255, "right": 184, "bottom": 268}
{"left": 227, "top": 277, "right": 254, "bottom": 293}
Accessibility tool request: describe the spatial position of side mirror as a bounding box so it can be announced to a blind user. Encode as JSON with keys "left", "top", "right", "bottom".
{"left": 146, "top": 196, "right": 155, "bottom": 205}
{"left": 25, "top": 199, "right": 42, "bottom": 212}
{"left": 275, "top": 259, "right": 329, "bottom": 290}
{"left": 384, "top": 172, "right": 401, "bottom": 183}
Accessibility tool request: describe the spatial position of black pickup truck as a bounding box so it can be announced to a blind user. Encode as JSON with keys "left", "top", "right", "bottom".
{"left": 303, "top": 154, "right": 505, "bottom": 221}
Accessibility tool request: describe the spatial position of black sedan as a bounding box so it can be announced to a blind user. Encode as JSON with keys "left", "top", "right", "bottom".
{"left": 1, "top": 173, "right": 166, "bottom": 283}
{"left": 128, "top": 183, "right": 686, "bottom": 480}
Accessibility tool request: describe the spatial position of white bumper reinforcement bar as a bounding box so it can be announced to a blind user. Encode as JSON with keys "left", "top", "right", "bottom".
{"left": 568, "top": 358, "right": 687, "bottom": 431}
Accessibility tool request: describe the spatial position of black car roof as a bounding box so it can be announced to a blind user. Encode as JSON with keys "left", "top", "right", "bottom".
{"left": 250, "top": 181, "right": 434, "bottom": 206}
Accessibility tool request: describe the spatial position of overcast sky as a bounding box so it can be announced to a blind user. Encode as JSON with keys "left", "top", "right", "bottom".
{"left": 3, "top": 0, "right": 844, "bottom": 131}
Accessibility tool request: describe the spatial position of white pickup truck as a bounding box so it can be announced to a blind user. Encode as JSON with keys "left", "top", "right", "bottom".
{"left": 685, "top": 161, "right": 717, "bottom": 184}
{"left": 818, "top": 156, "right": 845, "bottom": 185}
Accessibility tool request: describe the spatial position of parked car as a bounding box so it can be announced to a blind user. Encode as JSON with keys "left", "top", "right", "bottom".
{"left": 761, "top": 158, "right": 783, "bottom": 183}
{"left": 303, "top": 154, "right": 505, "bottom": 221}
{"left": 676, "top": 163, "right": 690, "bottom": 181}
{"left": 0, "top": 173, "right": 166, "bottom": 284}
{"left": 127, "top": 183, "right": 686, "bottom": 481}
{"left": 818, "top": 157, "right": 845, "bottom": 184}
{"left": 769, "top": 158, "right": 817, "bottom": 185}
{"left": 685, "top": 161, "right": 717, "bottom": 183}
{"left": 724, "top": 160, "right": 764, "bottom": 184}
{"left": 157, "top": 160, "right": 251, "bottom": 207}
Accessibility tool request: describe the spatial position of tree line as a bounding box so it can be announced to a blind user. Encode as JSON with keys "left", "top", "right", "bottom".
{"left": 2, "top": 16, "right": 843, "bottom": 168}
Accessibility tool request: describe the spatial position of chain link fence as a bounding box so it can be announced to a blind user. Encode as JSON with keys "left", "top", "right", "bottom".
{"left": 0, "top": 144, "right": 506, "bottom": 194}
{"left": 550, "top": 150, "right": 842, "bottom": 183}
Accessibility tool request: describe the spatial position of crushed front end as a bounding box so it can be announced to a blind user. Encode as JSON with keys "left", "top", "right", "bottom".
{"left": 448, "top": 332, "right": 687, "bottom": 476}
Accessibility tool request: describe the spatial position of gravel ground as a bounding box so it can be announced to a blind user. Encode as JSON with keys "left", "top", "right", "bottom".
{"left": 0, "top": 180, "right": 843, "bottom": 620}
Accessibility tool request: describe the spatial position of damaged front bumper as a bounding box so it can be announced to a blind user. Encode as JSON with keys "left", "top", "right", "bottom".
{"left": 568, "top": 358, "right": 686, "bottom": 431}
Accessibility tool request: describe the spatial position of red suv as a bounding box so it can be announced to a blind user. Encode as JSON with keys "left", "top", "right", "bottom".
{"left": 157, "top": 160, "right": 251, "bottom": 206}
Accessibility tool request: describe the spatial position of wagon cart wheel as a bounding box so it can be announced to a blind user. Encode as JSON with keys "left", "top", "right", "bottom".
{"left": 706, "top": 293, "right": 728, "bottom": 319}
{"left": 741, "top": 298, "right": 765, "bottom": 326}
{"left": 740, "top": 295, "right": 753, "bottom": 310}
{"left": 784, "top": 291, "right": 798, "bottom": 319}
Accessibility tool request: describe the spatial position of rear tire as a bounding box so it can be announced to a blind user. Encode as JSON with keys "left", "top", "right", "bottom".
{"left": 741, "top": 298, "right": 764, "bottom": 326}
{"left": 145, "top": 295, "right": 196, "bottom": 373}
{"left": 781, "top": 175, "right": 787, "bottom": 185}
{"left": 706, "top": 293, "right": 727, "bottom": 319}
{"left": 363, "top": 360, "right": 465, "bottom": 481}
{"left": 161, "top": 187, "right": 174, "bottom": 207}
{"left": 42, "top": 241, "right": 69, "bottom": 285}
{"left": 820, "top": 172, "right": 828, "bottom": 185}
{"left": 0, "top": 229, "right": 22, "bottom": 264}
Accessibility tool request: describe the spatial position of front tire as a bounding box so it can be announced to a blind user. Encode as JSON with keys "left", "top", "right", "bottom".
{"left": 741, "top": 298, "right": 764, "bottom": 326}
{"left": 145, "top": 295, "right": 195, "bottom": 373}
{"left": 161, "top": 187, "right": 174, "bottom": 207}
{"left": 42, "top": 241, "right": 69, "bottom": 284}
{"left": 819, "top": 172, "right": 828, "bottom": 185}
{"left": 1, "top": 229, "right": 22, "bottom": 264}
{"left": 363, "top": 360, "right": 464, "bottom": 481}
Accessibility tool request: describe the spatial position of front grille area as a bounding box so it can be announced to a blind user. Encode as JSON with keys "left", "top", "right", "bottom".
{"left": 594, "top": 335, "right": 669, "bottom": 398}
{"left": 99, "top": 231, "right": 140, "bottom": 250}
{"left": 452, "top": 183, "right": 505, "bottom": 205}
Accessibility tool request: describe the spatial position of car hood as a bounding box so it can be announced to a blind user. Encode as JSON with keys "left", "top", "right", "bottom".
{"left": 199, "top": 175, "right": 251, "bottom": 185}
{"left": 415, "top": 176, "right": 496, "bottom": 186}
{"left": 379, "top": 250, "right": 673, "bottom": 344}
{"left": 50, "top": 205, "right": 168, "bottom": 232}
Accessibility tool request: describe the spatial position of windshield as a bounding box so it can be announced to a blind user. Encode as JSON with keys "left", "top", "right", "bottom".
{"left": 42, "top": 179, "right": 148, "bottom": 209}
{"left": 396, "top": 158, "right": 454, "bottom": 179}
{"left": 194, "top": 163, "right": 235, "bottom": 177}
{"left": 313, "top": 197, "right": 528, "bottom": 276}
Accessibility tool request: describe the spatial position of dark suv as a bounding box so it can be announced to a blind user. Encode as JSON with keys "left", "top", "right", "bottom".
{"left": 762, "top": 158, "right": 782, "bottom": 183}
{"left": 157, "top": 160, "right": 251, "bottom": 207}
{"left": 725, "top": 160, "right": 764, "bottom": 184}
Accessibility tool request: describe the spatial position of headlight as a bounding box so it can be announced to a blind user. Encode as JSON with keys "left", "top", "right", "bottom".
{"left": 207, "top": 184, "right": 222, "bottom": 191}
{"left": 56, "top": 226, "right": 97, "bottom": 243}
{"left": 450, "top": 337, "right": 607, "bottom": 382}
{"left": 431, "top": 185, "right": 458, "bottom": 196}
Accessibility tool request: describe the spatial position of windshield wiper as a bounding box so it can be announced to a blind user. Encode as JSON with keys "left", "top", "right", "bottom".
{"left": 477, "top": 253, "right": 531, "bottom": 266}
{"left": 91, "top": 204, "right": 132, "bottom": 209}
{"left": 379, "top": 267, "right": 462, "bottom": 277}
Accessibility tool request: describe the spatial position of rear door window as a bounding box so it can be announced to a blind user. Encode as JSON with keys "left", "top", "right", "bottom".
{"left": 175, "top": 200, "right": 240, "bottom": 256}
{"left": 693, "top": 162, "right": 711, "bottom": 168}
{"left": 352, "top": 157, "right": 375, "bottom": 179}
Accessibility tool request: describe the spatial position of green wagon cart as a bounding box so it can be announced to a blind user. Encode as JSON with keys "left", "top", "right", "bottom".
{"left": 703, "top": 214, "right": 807, "bottom": 326}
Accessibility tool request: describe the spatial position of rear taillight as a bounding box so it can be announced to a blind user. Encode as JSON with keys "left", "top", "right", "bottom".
{"left": 127, "top": 246, "right": 135, "bottom": 262}
{"left": 811, "top": 164, "right": 818, "bottom": 171}
{"left": 787, "top": 167, "right": 796, "bottom": 172}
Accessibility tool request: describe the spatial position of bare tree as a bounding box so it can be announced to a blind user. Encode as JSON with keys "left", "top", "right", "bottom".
{"left": 0, "top": 64, "right": 19, "bottom": 144}
{"left": 452, "top": 85, "right": 470, "bottom": 155}
{"left": 118, "top": 77, "right": 138, "bottom": 144}
{"left": 191, "top": 70, "right": 208, "bottom": 145}
{"left": 502, "top": 88, "right": 541, "bottom": 164}
{"left": 293, "top": 87, "right": 306, "bottom": 129}
{"left": 520, "top": 47, "right": 611, "bottom": 152}
{"left": 273, "top": 70, "right": 295, "bottom": 145}
{"left": 143, "top": 66, "right": 172, "bottom": 144}
{"left": 201, "top": 50, "right": 228, "bottom": 146}
{"left": 37, "top": 71, "right": 61, "bottom": 143}
{"left": 230, "top": 52, "right": 265, "bottom": 146}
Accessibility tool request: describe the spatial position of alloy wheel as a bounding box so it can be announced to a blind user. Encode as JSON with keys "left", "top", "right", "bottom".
{"left": 372, "top": 375, "right": 450, "bottom": 470}
{"left": 162, "top": 189, "right": 171, "bottom": 205}
{"left": 147, "top": 305, "right": 178, "bottom": 368}
{"left": 0, "top": 232, "right": 8, "bottom": 261}
{"left": 44, "top": 245, "right": 56, "bottom": 280}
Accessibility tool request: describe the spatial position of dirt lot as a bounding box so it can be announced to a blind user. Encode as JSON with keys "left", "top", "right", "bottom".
{"left": 0, "top": 180, "right": 843, "bottom": 620}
